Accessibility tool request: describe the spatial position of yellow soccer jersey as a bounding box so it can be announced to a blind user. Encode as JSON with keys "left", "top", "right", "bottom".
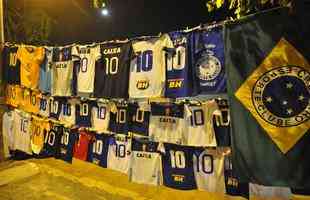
{"left": 31, "top": 116, "right": 51, "bottom": 154}
{"left": 28, "top": 90, "right": 40, "bottom": 114}
{"left": 5, "top": 84, "right": 13, "bottom": 106}
{"left": 17, "top": 46, "right": 45, "bottom": 89}
{"left": 5, "top": 84, "right": 21, "bottom": 107}
{"left": 19, "top": 87, "right": 31, "bottom": 112}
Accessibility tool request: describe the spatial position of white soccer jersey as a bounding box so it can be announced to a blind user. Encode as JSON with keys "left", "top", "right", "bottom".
{"left": 39, "top": 94, "right": 50, "bottom": 118}
{"left": 91, "top": 101, "right": 110, "bottom": 133}
{"left": 73, "top": 44, "right": 101, "bottom": 93}
{"left": 12, "top": 110, "right": 32, "bottom": 154}
{"left": 149, "top": 103, "right": 186, "bottom": 144}
{"left": 107, "top": 134, "right": 132, "bottom": 174}
{"left": 184, "top": 100, "right": 221, "bottom": 147}
{"left": 193, "top": 148, "right": 226, "bottom": 193}
{"left": 52, "top": 60, "right": 73, "bottom": 96}
{"left": 249, "top": 183, "right": 292, "bottom": 200}
{"left": 59, "top": 98, "right": 77, "bottom": 126}
{"left": 129, "top": 34, "right": 174, "bottom": 98}
{"left": 130, "top": 139, "right": 162, "bottom": 186}
{"left": 2, "top": 111, "right": 14, "bottom": 158}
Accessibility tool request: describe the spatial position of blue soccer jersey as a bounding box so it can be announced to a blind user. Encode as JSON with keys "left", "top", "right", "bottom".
{"left": 58, "top": 127, "right": 77, "bottom": 163}
{"left": 159, "top": 143, "right": 197, "bottom": 190}
{"left": 213, "top": 99, "right": 231, "bottom": 147}
{"left": 87, "top": 133, "right": 110, "bottom": 167}
{"left": 165, "top": 31, "right": 192, "bottom": 98}
{"left": 41, "top": 124, "right": 63, "bottom": 157}
{"left": 75, "top": 99, "right": 94, "bottom": 127}
{"left": 108, "top": 104, "right": 129, "bottom": 134}
{"left": 48, "top": 97, "right": 63, "bottom": 120}
{"left": 39, "top": 47, "right": 53, "bottom": 94}
{"left": 189, "top": 28, "right": 226, "bottom": 95}
{"left": 128, "top": 102, "right": 150, "bottom": 136}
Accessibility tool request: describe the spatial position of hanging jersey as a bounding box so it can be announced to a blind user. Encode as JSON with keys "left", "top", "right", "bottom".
{"left": 28, "top": 90, "right": 40, "bottom": 114}
{"left": 52, "top": 46, "right": 74, "bottom": 96}
{"left": 49, "top": 97, "right": 63, "bottom": 120}
{"left": 17, "top": 46, "right": 44, "bottom": 89}
{"left": 87, "top": 134, "right": 110, "bottom": 167}
{"left": 72, "top": 44, "right": 101, "bottom": 94}
{"left": 94, "top": 42, "right": 131, "bottom": 98}
{"left": 214, "top": 99, "right": 231, "bottom": 147}
{"left": 128, "top": 102, "right": 150, "bottom": 136}
{"left": 130, "top": 139, "right": 161, "bottom": 185}
{"left": 91, "top": 101, "right": 110, "bottom": 133}
{"left": 159, "top": 143, "right": 197, "bottom": 190}
{"left": 165, "top": 31, "right": 191, "bottom": 98}
{"left": 224, "top": 154, "right": 249, "bottom": 198}
{"left": 2, "top": 111, "right": 14, "bottom": 158}
{"left": 191, "top": 28, "right": 226, "bottom": 94}
{"left": 12, "top": 110, "right": 32, "bottom": 154}
{"left": 39, "top": 47, "right": 53, "bottom": 93}
{"left": 149, "top": 103, "right": 185, "bottom": 144}
{"left": 19, "top": 88, "right": 31, "bottom": 113}
{"left": 3, "top": 46, "right": 21, "bottom": 84}
{"left": 30, "top": 116, "right": 51, "bottom": 154}
{"left": 184, "top": 100, "right": 221, "bottom": 147}
{"left": 5, "top": 84, "right": 21, "bottom": 107}
{"left": 73, "top": 131, "right": 93, "bottom": 161}
{"left": 59, "top": 98, "right": 78, "bottom": 126}
{"left": 129, "top": 34, "right": 174, "bottom": 98}
{"left": 58, "top": 128, "right": 77, "bottom": 163}
{"left": 107, "top": 134, "right": 132, "bottom": 174}
{"left": 39, "top": 94, "right": 50, "bottom": 118}
{"left": 41, "top": 124, "right": 63, "bottom": 157}
{"left": 249, "top": 183, "right": 292, "bottom": 200}
{"left": 193, "top": 148, "right": 226, "bottom": 192}
{"left": 108, "top": 104, "right": 129, "bottom": 134}
{"left": 75, "top": 99, "right": 94, "bottom": 127}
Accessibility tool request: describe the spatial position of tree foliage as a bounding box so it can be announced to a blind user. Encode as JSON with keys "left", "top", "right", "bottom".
{"left": 206, "top": 0, "right": 293, "bottom": 18}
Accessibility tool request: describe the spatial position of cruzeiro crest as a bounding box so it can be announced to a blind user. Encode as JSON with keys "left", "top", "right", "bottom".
{"left": 196, "top": 50, "right": 222, "bottom": 84}
{"left": 252, "top": 66, "right": 310, "bottom": 127}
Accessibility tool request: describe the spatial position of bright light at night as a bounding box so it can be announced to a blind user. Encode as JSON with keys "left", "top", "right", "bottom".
{"left": 101, "top": 8, "right": 109, "bottom": 16}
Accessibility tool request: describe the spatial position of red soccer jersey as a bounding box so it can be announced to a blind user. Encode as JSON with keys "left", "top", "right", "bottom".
{"left": 73, "top": 131, "right": 93, "bottom": 161}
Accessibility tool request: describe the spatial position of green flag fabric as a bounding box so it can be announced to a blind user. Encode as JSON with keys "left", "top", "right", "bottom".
{"left": 224, "top": 7, "right": 310, "bottom": 189}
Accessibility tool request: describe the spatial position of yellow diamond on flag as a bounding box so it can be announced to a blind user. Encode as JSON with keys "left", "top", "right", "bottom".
{"left": 235, "top": 38, "right": 310, "bottom": 153}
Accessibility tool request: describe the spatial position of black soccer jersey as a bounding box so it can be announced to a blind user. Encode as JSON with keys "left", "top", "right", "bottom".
{"left": 108, "top": 103, "right": 129, "bottom": 134}
{"left": 128, "top": 102, "right": 150, "bottom": 136}
{"left": 94, "top": 42, "right": 131, "bottom": 98}
{"left": 3, "top": 46, "right": 21, "bottom": 84}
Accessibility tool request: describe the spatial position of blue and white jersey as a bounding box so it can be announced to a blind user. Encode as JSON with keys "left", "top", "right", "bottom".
{"left": 159, "top": 143, "right": 197, "bottom": 190}
{"left": 39, "top": 94, "right": 50, "bottom": 118}
{"left": 128, "top": 102, "right": 150, "bottom": 136}
{"left": 58, "top": 127, "right": 77, "bottom": 163}
{"left": 39, "top": 47, "right": 53, "bottom": 94}
{"left": 165, "top": 31, "right": 191, "bottom": 98}
{"left": 190, "top": 28, "right": 226, "bottom": 94}
{"left": 91, "top": 101, "right": 110, "bottom": 133}
{"left": 193, "top": 147, "right": 226, "bottom": 192}
{"left": 130, "top": 138, "right": 161, "bottom": 185}
{"left": 108, "top": 104, "right": 129, "bottom": 134}
{"left": 213, "top": 99, "right": 231, "bottom": 147}
{"left": 87, "top": 134, "right": 110, "bottom": 167}
{"left": 75, "top": 99, "right": 94, "bottom": 127}
{"left": 107, "top": 134, "right": 132, "bottom": 174}
{"left": 48, "top": 97, "right": 63, "bottom": 120}
{"left": 59, "top": 98, "right": 78, "bottom": 126}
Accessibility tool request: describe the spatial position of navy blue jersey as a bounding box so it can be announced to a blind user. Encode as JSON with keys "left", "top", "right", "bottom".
{"left": 41, "top": 124, "right": 63, "bottom": 157}
{"left": 159, "top": 143, "right": 197, "bottom": 190}
{"left": 87, "top": 134, "right": 110, "bottom": 167}
{"left": 128, "top": 103, "right": 150, "bottom": 136}
{"left": 190, "top": 28, "right": 226, "bottom": 95}
{"left": 165, "top": 31, "right": 192, "bottom": 98}
{"left": 224, "top": 155, "right": 249, "bottom": 198}
{"left": 58, "top": 128, "right": 77, "bottom": 163}
{"left": 48, "top": 97, "right": 63, "bottom": 120}
{"left": 3, "top": 46, "right": 21, "bottom": 84}
{"left": 75, "top": 99, "right": 94, "bottom": 127}
{"left": 214, "top": 99, "right": 231, "bottom": 147}
{"left": 109, "top": 104, "right": 129, "bottom": 134}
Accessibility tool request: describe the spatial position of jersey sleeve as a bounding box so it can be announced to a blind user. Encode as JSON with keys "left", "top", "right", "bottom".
{"left": 94, "top": 45, "right": 102, "bottom": 60}
{"left": 36, "top": 47, "right": 45, "bottom": 62}
{"left": 71, "top": 46, "right": 80, "bottom": 61}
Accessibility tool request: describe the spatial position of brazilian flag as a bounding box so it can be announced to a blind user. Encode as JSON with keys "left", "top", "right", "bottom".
{"left": 224, "top": 6, "right": 310, "bottom": 189}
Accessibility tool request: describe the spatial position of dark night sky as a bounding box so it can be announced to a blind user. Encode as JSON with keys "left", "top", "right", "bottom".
{"left": 10, "top": 0, "right": 230, "bottom": 44}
